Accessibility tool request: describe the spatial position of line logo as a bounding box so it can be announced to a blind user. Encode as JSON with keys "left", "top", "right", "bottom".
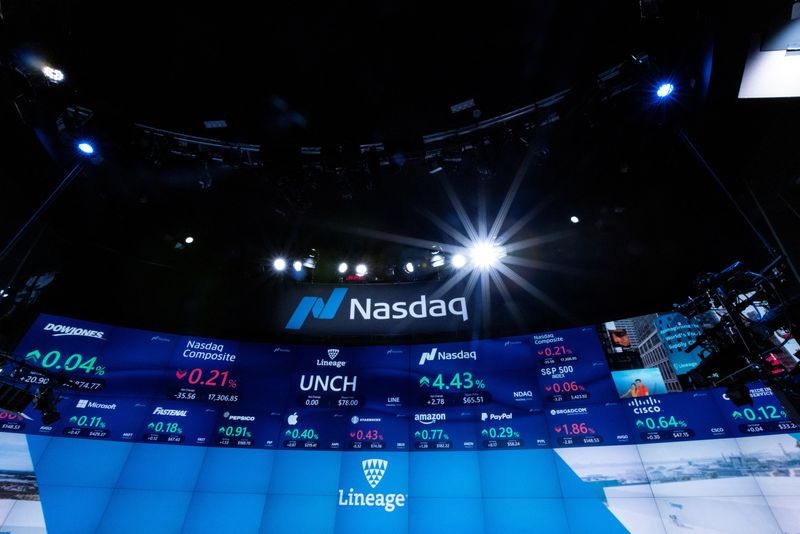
{"left": 285, "top": 288, "right": 348, "bottom": 330}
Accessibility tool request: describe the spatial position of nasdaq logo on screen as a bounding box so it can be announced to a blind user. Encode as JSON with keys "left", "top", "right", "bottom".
{"left": 338, "top": 458, "right": 406, "bottom": 512}
{"left": 417, "top": 347, "right": 477, "bottom": 365}
{"left": 284, "top": 287, "right": 469, "bottom": 331}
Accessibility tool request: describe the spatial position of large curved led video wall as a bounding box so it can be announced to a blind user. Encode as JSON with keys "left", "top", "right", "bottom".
{"left": 0, "top": 312, "right": 799, "bottom": 533}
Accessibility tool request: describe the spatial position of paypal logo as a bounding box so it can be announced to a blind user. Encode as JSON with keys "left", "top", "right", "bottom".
{"left": 285, "top": 288, "right": 349, "bottom": 330}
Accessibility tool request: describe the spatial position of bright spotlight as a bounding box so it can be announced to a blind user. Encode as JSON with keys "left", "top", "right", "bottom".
{"left": 292, "top": 260, "right": 303, "bottom": 272}
{"left": 355, "top": 264, "right": 367, "bottom": 276}
{"left": 570, "top": 215, "right": 580, "bottom": 224}
{"left": 469, "top": 241, "right": 505, "bottom": 269}
{"left": 273, "top": 258, "right": 287, "bottom": 271}
{"left": 41, "top": 66, "right": 64, "bottom": 83}
{"left": 184, "top": 236, "right": 194, "bottom": 244}
{"left": 77, "top": 142, "right": 95, "bottom": 155}
{"left": 337, "top": 262, "right": 348, "bottom": 274}
{"left": 403, "top": 262, "right": 415, "bottom": 274}
{"left": 656, "top": 82, "right": 674, "bottom": 98}
{"left": 451, "top": 254, "right": 467, "bottom": 269}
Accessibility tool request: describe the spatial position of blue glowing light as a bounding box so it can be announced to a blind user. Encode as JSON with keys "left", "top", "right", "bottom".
{"left": 77, "top": 142, "right": 95, "bottom": 155}
{"left": 656, "top": 83, "right": 675, "bottom": 98}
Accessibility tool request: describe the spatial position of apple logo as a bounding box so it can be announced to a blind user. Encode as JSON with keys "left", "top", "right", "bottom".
{"left": 287, "top": 413, "right": 299, "bottom": 426}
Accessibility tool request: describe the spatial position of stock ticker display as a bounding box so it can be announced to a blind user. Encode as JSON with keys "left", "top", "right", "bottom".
{"left": 3, "top": 313, "right": 800, "bottom": 534}
{"left": 3, "top": 313, "right": 797, "bottom": 452}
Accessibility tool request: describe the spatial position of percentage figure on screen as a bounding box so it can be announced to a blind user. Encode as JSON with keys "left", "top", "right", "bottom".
{"left": 349, "top": 429, "right": 383, "bottom": 441}
{"left": 217, "top": 425, "right": 251, "bottom": 438}
{"left": 423, "top": 372, "right": 484, "bottom": 390}
{"left": 284, "top": 428, "right": 318, "bottom": 440}
{"left": 414, "top": 428, "right": 448, "bottom": 440}
{"left": 731, "top": 406, "right": 784, "bottom": 421}
{"left": 25, "top": 349, "right": 100, "bottom": 374}
{"left": 147, "top": 421, "right": 182, "bottom": 434}
{"left": 68, "top": 415, "right": 106, "bottom": 428}
{"left": 536, "top": 346, "right": 573, "bottom": 356}
{"left": 544, "top": 381, "right": 584, "bottom": 393}
{"left": 481, "top": 427, "right": 520, "bottom": 439}
{"left": 554, "top": 423, "right": 595, "bottom": 435}
{"left": 635, "top": 416, "right": 686, "bottom": 429}
{"left": 175, "top": 368, "right": 234, "bottom": 388}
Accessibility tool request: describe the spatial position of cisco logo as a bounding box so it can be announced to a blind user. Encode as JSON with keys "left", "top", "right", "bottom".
{"left": 627, "top": 397, "right": 662, "bottom": 414}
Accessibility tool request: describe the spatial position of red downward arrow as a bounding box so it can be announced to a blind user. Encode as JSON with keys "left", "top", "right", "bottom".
{"left": 537, "top": 351, "right": 544, "bottom": 355}
{"left": 175, "top": 369, "right": 187, "bottom": 379}
{"left": 554, "top": 427, "right": 561, "bottom": 432}
{"left": 349, "top": 432, "right": 356, "bottom": 438}
{"left": 545, "top": 386, "right": 552, "bottom": 391}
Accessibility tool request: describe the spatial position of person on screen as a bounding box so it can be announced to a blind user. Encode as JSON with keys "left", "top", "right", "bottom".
{"left": 620, "top": 382, "right": 638, "bottom": 398}
{"left": 635, "top": 378, "right": 650, "bottom": 396}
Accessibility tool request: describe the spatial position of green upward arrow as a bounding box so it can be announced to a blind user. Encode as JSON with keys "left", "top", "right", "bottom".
{"left": 732, "top": 411, "right": 742, "bottom": 419}
{"left": 218, "top": 427, "right": 226, "bottom": 434}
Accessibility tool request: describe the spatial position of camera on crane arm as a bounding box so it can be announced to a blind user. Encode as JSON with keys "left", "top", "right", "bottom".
{"left": 673, "top": 258, "right": 800, "bottom": 421}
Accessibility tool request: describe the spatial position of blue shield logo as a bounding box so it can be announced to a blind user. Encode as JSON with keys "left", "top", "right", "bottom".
{"left": 285, "top": 288, "right": 348, "bottom": 330}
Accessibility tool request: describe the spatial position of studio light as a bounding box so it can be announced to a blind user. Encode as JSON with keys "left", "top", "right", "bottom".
{"left": 469, "top": 241, "right": 505, "bottom": 270}
{"left": 337, "top": 262, "right": 348, "bottom": 274}
{"left": 570, "top": 215, "right": 580, "bottom": 224}
{"left": 292, "top": 260, "right": 303, "bottom": 272}
{"left": 355, "top": 264, "right": 368, "bottom": 276}
{"left": 656, "top": 82, "right": 674, "bottom": 98}
{"left": 41, "top": 65, "right": 65, "bottom": 83}
{"left": 302, "top": 249, "right": 318, "bottom": 269}
{"left": 451, "top": 254, "right": 467, "bottom": 269}
{"left": 184, "top": 236, "right": 194, "bottom": 244}
{"left": 403, "top": 262, "right": 415, "bottom": 274}
{"left": 77, "top": 142, "right": 95, "bottom": 155}
{"left": 273, "top": 258, "right": 287, "bottom": 271}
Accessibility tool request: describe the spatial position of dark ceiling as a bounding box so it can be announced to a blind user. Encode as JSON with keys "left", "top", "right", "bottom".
{"left": 1, "top": 1, "right": 799, "bottom": 345}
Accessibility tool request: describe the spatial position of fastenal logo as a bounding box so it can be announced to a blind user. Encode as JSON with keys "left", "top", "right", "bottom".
{"left": 43, "top": 323, "right": 105, "bottom": 340}
{"left": 338, "top": 458, "right": 406, "bottom": 512}
{"left": 362, "top": 459, "right": 388, "bottom": 488}
{"left": 418, "top": 347, "right": 477, "bottom": 365}
{"left": 152, "top": 407, "right": 188, "bottom": 417}
{"left": 286, "top": 288, "right": 349, "bottom": 330}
